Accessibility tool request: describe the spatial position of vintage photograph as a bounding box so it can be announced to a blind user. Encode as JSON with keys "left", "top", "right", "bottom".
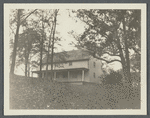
{"left": 4, "top": 4, "right": 147, "bottom": 115}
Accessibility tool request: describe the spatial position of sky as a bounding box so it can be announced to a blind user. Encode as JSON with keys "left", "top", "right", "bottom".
{"left": 54, "top": 10, "right": 85, "bottom": 52}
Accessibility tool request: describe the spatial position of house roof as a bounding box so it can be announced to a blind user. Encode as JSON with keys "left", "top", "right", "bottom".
{"left": 42, "top": 49, "right": 93, "bottom": 64}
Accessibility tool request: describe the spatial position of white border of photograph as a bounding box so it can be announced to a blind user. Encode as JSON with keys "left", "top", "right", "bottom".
{"left": 4, "top": 3, "right": 147, "bottom": 115}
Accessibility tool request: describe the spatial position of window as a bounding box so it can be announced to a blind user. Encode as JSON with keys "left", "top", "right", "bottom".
{"left": 69, "top": 62, "right": 72, "bottom": 66}
{"left": 93, "top": 73, "right": 95, "bottom": 78}
{"left": 93, "top": 62, "right": 96, "bottom": 68}
{"left": 55, "top": 63, "right": 64, "bottom": 68}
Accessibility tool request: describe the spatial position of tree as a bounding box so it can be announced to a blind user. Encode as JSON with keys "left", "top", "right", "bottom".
{"left": 28, "top": 9, "right": 60, "bottom": 80}
{"left": 73, "top": 9, "right": 141, "bottom": 86}
{"left": 130, "top": 53, "right": 140, "bottom": 73}
{"left": 44, "top": 13, "right": 54, "bottom": 81}
{"left": 10, "top": 9, "right": 37, "bottom": 75}
{"left": 16, "top": 28, "right": 40, "bottom": 77}
{"left": 31, "top": 9, "right": 49, "bottom": 78}
{"left": 40, "top": 9, "right": 60, "bottom": 81}
{"left": 50, "top": 9, "right": 59, "bottom": 80}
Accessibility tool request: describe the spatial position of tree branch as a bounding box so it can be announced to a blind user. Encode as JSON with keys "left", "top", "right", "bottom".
{"left": 20, "top": 9, "right": 37, "bottom": 24}
{"left": 9, "top": 26, "right": 16, "bottom": 35}
{"left": 93, "top": 54, "right": 122, "bottom": 64}
{"left": 130, "top": 46, "right": 141, "bottom": 55}
{"left": 102, "top": 51, "right": 120, "bottom": 57}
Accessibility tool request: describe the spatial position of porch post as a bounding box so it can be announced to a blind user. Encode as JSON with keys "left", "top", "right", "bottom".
{"left": 54, "top": 72, "right": 56, "bottom": 80}
{"left": 42, "top": 72, "right": 44, "bottom": 78}
{"left": 82, "top": 70, "right": 84, "bottom": 81}
{"left": 31, "top": 72, "right": 33, "bottom": 77}
{"left": 68, "top": 71, "right": 70, "bottom": 81}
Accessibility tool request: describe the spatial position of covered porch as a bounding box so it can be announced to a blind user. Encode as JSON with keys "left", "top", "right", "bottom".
{"left": 32, "top": 68, "right": 89, "bottom": 82}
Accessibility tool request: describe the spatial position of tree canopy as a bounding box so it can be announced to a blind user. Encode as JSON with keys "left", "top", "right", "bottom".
{"left": 72, "top": 9, "right": 141, "bottom": 84}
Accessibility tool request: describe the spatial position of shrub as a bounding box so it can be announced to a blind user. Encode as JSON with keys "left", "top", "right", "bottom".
{"left": 131, "top": 72, "right": 140, "bottom": 83}
{"left": 102, "top": 70, "right": 122, "bottom": 85}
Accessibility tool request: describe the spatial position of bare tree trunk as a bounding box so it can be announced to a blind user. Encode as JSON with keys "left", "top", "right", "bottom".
{"left": 115, "top": 30, "right": 129, "bottom": 86}
{"left": 25, "top": 56, "right": 28, "bottom": 78}
{"left": 24, "top": 44, "right": 29, "bottom": 78}
{"left": 114, "top": 15, "right": 131, "bottom": 87}
{"left": 122, "top": 13, "right": 131, "bottom": 84}
{"left": 39, "top": 11, "right": 44, "bottom": 79}
{"left": 27, "top": 39, "right": 30, "bottom": 78}
{"left": 121, "top": 13, "right": 133, "bottom": 99}
{"left": 10, "top": 10, "right": 21, "bottom": 75}
{"left": 25, "top": 34, "right": 30, "bottom": 78}
{"left": 46, "top": 23, "right": 54, "bottom": 81}
{"left": 116, "top": 34, "right": 131, "bottom": 98}
{"left": 10, "top": 9, "right": 37, "bottom": 76}
{"left": 39, "top": 43, "right": 43, "bottom": 78}
{"left": 28, "top": 63, "right": 30, "bottom": 77}
{"left": 51, "top": 10, "right": 58, "bottom": 81}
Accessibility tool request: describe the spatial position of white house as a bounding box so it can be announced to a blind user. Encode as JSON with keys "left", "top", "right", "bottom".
{"left": 32, "top": 49, "right": 104, "bottom": 83}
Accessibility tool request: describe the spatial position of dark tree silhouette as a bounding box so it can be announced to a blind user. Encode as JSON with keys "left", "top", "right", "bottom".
{"left": 73, "top": 10, "right": 141, "bottom": 86}
{"left": 10, "top": 9, "right": 37, "bottom": 75}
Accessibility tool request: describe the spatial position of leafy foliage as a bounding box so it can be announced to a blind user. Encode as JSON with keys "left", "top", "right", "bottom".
{"left": 16, "top": 27, "right": 42, "bottom": 76}
{"left": 10, "top": 9, "right": 61, "bottom": 76}
{"left": 73, "top": 9, "right": 141, "bottom": 83}
{"left": 10, "top": 9, "right": 38, "bottom": 75}
{"left": 75, "top": 9, "right": 140, "bottom": 57}
{"left": 130, "top": 53, "right": 141, "bottom": 73}
{"left": 102, "top": 70, "right": 122, "bottom": 85}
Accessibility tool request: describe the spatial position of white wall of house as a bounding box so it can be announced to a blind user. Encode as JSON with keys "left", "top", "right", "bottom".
{"left": 35, "top": 58, "right": 103, "bottom": 84}
{"left": 37, "top": 60, "right": 89, "bottom": 71}
{"left": 88, "top": 57, "right": 103, "bottom": 83}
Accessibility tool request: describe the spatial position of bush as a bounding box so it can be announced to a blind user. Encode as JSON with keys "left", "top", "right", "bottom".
{"left": 102, "top": 70, "right": 122, "bottom": 85}
{"left": 131, "top": 72, "right": 140, "bottom": 83}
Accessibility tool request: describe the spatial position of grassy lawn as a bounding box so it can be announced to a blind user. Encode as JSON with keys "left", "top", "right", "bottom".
{"left": 10, "top": 75, "right": 140, "bottom": 109}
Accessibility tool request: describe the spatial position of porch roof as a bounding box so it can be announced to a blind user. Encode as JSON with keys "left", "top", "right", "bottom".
{"left": 32, "top": 67, "right": 89, "bottom": 73}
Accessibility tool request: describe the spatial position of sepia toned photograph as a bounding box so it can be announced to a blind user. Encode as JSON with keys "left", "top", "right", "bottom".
{"left": 4, "top": 4, "right": 147, "bottom": 115}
